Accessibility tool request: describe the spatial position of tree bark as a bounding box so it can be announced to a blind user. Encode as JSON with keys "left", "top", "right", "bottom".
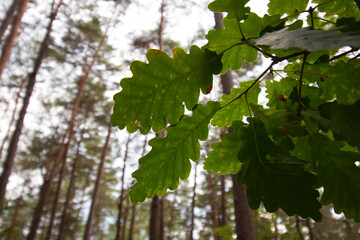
{"left": 214, "top": 11, "right": 256, "bottom": 240}
{"left": 57, "top": 125, "right": 85, "bottom": 240}
{"left": 232, "top": 175, "right": 256, "bottom": 240}
{"left": 0, "top": 76, "right": 27, "bottom": 160}
{"left": 128, "top": 204, "right": 137, "bottom": 240}
{"left": 83, "top": 122, "right": 112, "bottom": 240}
{"left": 45, "top": 129, "right": 75, "bottom": 240}
{"left": 26, "top": 5, "right": 112, "bottom": 238}
{"left": 0, "top": 0, "right": 30, "bottom": 81}
{"left": 115, "top": 134, "right": 132, "bottom": 240}
{"left": 189, "top": 162, "right": 198, "bottom": 240}
{"left": 149, "top": 195, "right": 160, "bottom": 240}
{"left": 207, "top": 171, "right": 220, "bottom": 240}
{"left": 0, "top": 0, "right": 20, "bottom": 42}
{"left": 5, "top": 195, "right": 23, "bottom": 240}
{"left": 0, "top": 0, "right": 62, "bottom": 213}
{"left": 220, "top": 175, "right": 228, "bottom": 227}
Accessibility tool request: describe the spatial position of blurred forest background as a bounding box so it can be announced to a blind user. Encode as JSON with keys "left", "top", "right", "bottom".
{"left": 0, "top": 0, "right": 359, "bottom": 239}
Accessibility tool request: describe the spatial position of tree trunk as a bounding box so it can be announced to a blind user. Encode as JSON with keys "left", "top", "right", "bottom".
{"left": 306, "top": 218, "right": 314, "bottom": 240}
{"left": 0, "top": 76, "right": 27, "bottom": 160}
{"left": 120, "top": 200, "right": 130, "bottom": 240}
{"left": 0, "top": 0, "right": 30, "bottom": 81}
{"left": 166, "top": 190, "right": 177, "bottom": 240}
{"left": 220, "top": 175, "right": 228, "bottom": 226}
{"left": 159, "top": 196, "right": 165, "bottom": 240}
{"left": 232, "top": 175, "right": 256, "bottom": 240}
{"left": 45, "top": 129, "right": 75, "bottom": 240}
{"left": 207, "top": 171, "right": 220, "bottom": 240}
{"left": 214, "top": 11, "right": 256, "bottom": 240}
{"left": 83, "top": 122, "right": 112, "bottom": 240}
{"left": 150, "top": 195, "right": 162, "bottom": 240}
{"left": 57, "top": 125, "right": 85, "bottom": 240}
{"left": 0, "top": 0, "right": 20, "bottom": 42}
{"left": 26, "top": 5, "right": 112, "bottom": 238}
{"left": 295, "top": 215, "right": 304, "bottom": 240}
{"left": 5, "top": 195, "right": 23, "bottom": 240}
{"left": 128, "top": 204, "right": 137, "bottom": 240}
{"left": 115, "top": 134, "right": 132, "bottom": 240}
{"left": 0, "top": 0, "right": 62, "bottom": 213}
{"left": 189, "top": 162, "right": 198, "bottom": 240}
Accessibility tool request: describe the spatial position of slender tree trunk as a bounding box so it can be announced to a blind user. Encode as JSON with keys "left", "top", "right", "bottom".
{"left": 128, "top": 204, "right": 137, "bottom": 240}
{"left": 220, "top": 175, "right": 228, "bottom": 227}
{"left": 83, "top": 122, "right": 112, "bottom": 240}
{"left": 0, "top": 76, "right": 27, "bottom": 160}
{"left": 207, "top": 171, "right": 220, "bottom": 240}
{"left": 26, "top": 5, "right": 112, "bottom": 238}
{"left": 115, "top": 135, "right": 132, "bottom": 240}
{"left": 305, "top": 218, "right": 314, "bottom": 240}
{"left": 166, "top": 190, "right": 177, "bottom": 240}
{"left": 159, "top": 196, "right": 165, "bottom": 240}
{"left": 295, "top": 215, "right": 304, "bottom": 240}
{"left": 0, "top": 0, "right": 30, "bottom": 81}
{"left": 149, "top": 195, "right": 160, "bottom": 240}
{"left": 120, "top": 200, "right": 130, "bottom": 240}
{"left": 57, "top": 125, "right": 85, "bottom": 240}
{"left": 232, "top": 175, "right": 256, "bottom": 240}
{"left": 128, "top": 136, "right": 148, "bottom": 240}
{"left": 45, "top": 129, "right": 75, "bottom": 240}
{"left": 71, "top": 185, "right": 87, "bottom": 240}
{"left": 0, "top": 0, "right": 62, "bottom": 213}
{"left": 0, "top": 0, "right": 20, "bottom": 42}
{"left": 214, "top": 11, "right": 256, "bottom": 240}
{"left": 189, "top": 162, "right": 198, "bottom": 240}
{"left": 5, "top": 195, "right": 23, "bottom": 240}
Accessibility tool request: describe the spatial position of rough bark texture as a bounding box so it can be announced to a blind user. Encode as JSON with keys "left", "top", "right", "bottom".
{"left": 83, "top": 122, "right": 112, "bottom": 240}
{"left": 0, "top": 0, "right": 30, "bottom": 81}
{"left": 0, "top": 0, "right": 61, "bottom": 213}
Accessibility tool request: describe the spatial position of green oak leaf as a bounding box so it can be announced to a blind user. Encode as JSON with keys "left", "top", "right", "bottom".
{"left": 250, "top": 103, "right": 308, "bottom": 140}
{"left": 129, "top": 102, "right": 220, "bottom": 203}
{"left": 205, "top": 13, "right": 281, "bottom": 72}
{"left": 265, "top": 78, "right": 297, "bottom": 110}
{"left": 211, "top": 79, "right": 260, "bottom": 127}
{"left": 302, "top": 100, "right": 360, "bottom": 147}
{"left": 236, "top": 118, "right": 322, "bottom": 221}
{"left": 204, "top": 121, "right": 244, "bottom": 174}
{"left": 313, "top": 0, "right": 360, "bottom": 20}
{"left": 208, "top": 0, "right": 250, "bottom": 21}
{"left": 304, "top": 134, "right": 360, "bottom": 221}
{"left": 297, "top": 59, "right": 360, "bottom": 104}
{"left": 268, "top": 0, "right": 309, "bottom": 15}
{"left": 112, "top": 46, "right": 221, "bottom": 134}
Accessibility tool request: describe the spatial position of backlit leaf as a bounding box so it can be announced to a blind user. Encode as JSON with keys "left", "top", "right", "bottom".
{"left": 112, "top": 46, "right": 221, "bottom": 134}
{"left": 129, "top": 102, "right": 220, "bottom": 203}
{"left": 268, "top": 0, "right": 309, "bottom": 15}
{"left": 211, "top": 79, "right": 260, "bottom": 127}
{"left": 208, "top": 0, "right": 250, "bottom": 21}
{"left": 236, "top": 118, "right": 322, "bottom": 221}
{"left": 204, "top": 121, "right": 244, "bottom": 174}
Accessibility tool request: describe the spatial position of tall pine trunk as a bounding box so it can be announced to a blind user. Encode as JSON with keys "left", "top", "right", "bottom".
{"left": 0, "top": 0, "right": 20, "bottom": 42}
{"left": 45, "top": 129, "right": 75, "bottom": 240}
{"left": 207, "top": 171, "right": 220, "bottom": 240}
{"left": 214, "top": 12, "right": 256, "bottom": 240}
{"left": 189, "top": 162, "right": 198, "bottom": 240}
{"left": 83, "top": 122, "right": 112, "bottom": 240}
{"left": 0, "top": 0, "right": 30, "bottom": 81}
{"left": 220, "top": 175, "right": 228, "bottom": 226}
{"left": 0, "top": 0, "right": 62, "bottom": 212}
{"left": 115, "top": 134, "right": 132, "bottom": 240}
{"left": 57, "top": 124, "right": 86, "bottom": 240}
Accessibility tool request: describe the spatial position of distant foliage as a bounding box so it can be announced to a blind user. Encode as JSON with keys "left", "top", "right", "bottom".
{"left": 112, "top": 0, "right": 360, "bottom": 222}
